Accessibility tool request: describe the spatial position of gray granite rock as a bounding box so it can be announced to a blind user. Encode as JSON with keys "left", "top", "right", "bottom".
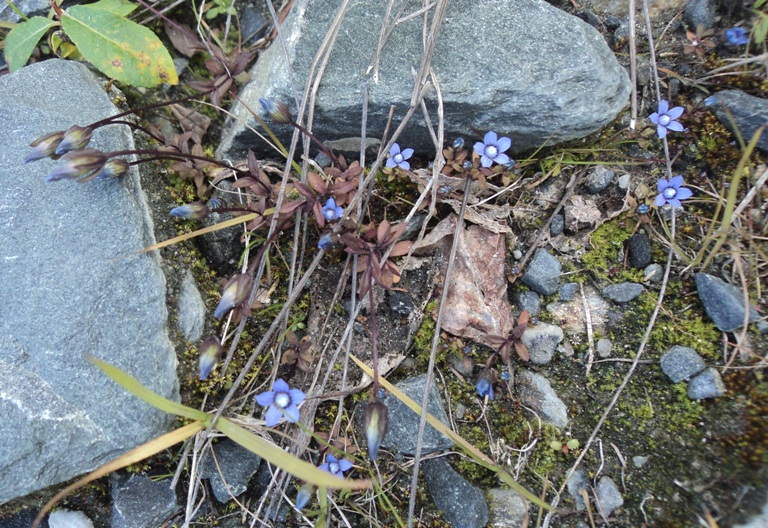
{"left": 48, "top": 510, "right": 94, "bottom": 528}
{"left": 603, "top": 282, "right": 644, "bottom": 303}
{"left": 0, "top": 60, "right": 178, "bottom": 504}
{"left": 567, "top": 468, "right": 590, "bottom": 511}
{"left": 487, "top": 488, "right": 528, "bottom": 528}
{"left": 178, "top": 270, "right": 206, "bottom": 342}
{"left": 518, "top": 370, "right": 568, "bottom": 427}
{"left": 200, "top": 439, "right": 263, "bottom": 502}
{"left": 379, "top": 374, "right": 453, "bottom": 455}
{"left": 558, "top": 282, "right": 579, "bottom": 301}
{"left": 520, "top": 323, "right": 563, "bottom": 365}
{"left": 660, "top": 345, "right": 706, "bottom": 383}
{"left": 696, "top": 273, "right": 759, "bottom": 332}
{"left": 111, "top": 473, "right": 178, "bottom": 528}
{"left": 628, "top": 232, "right": 652, "bottom": 269}
{"left": 424, "top": 458, "right": 488, "bottom": 528}
{"left": 513, "top": 290, "right": 541, "bottom": 316}
{"left": 688, "top": 368, "right": 726, "bottom": 400}
{"left": 705, "top": 90, "right": 768, "bottom": 153}
{"left": 522, "top": 249, "right": 561, "bottom": 295}
{"left": 220, "top": 0, "right": 630, "bottom": 160}
{"left": 585, "top": 166, "right": 615, "bottom": 194}
{"left": 596, "top": 476, "right": 624, "bottom": 517}
{"left": 685, "top": 0, "right": 716, "bottom": 30}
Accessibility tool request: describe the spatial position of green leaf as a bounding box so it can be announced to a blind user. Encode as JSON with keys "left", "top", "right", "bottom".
{"left": 61, "top": 5, "right": 178, "bottom": 87}
{"left": 90, "top": 356, "right": 209, "bottom": 421}
{"left": 88, "top": 0, "right": 139, "bottom": 17}
{"left": 5, "top": 17, "right": 57, "bottom": 73}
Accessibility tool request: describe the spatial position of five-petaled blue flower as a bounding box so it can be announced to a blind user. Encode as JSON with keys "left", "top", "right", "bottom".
{"left": 649, "top": 100, "right": 685, "bottom": 139}
{"left": 319, "top": 454, "right": 353, "bottom": 477}
{"left": 725, "top": 27, "right": 749, "bottom": 46}
{"left": 386, "top": 143, "right": 414, "bottom": 170}
{"left": 655, "top": 175, "right": 693, "bottom": 208}
{"left": 255, "top": 379, "right": 305, "bottom": 427}
{"left": 322, "top": 197, "right": 344, "bottom": 222}
{"left": 474, "top": 131, "right": 512, "bottom": 168}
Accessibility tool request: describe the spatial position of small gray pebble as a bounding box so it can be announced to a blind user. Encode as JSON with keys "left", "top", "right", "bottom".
{"left": 596, "top": 476, "right": 624, "bottom": 516}
{"left": 628, "top": 232, "right": 652, "bottom": 269}
{"left": 558, "top": 282, "right": 579, "bottom": 301}
{"left": 632, "top": 456, "right": 649, "bottom": 468}
{"left": 514, "top": 290, "right": 541, "bottom": 316}
{"left": 49, "top": 510, "right": 94, "bottom": 528}
{"left": 550, "top": 214, "right": 565, "bottom": 236}
{"left": 644, "top": 263, "right": 663, "bottom": 283}
{"left": 688, "top": 368, "right": 726, "bottom": 400}
{"left": 597, "top": 338, "right": 612, "bottom": 358}
{"left": 660, "top": 346, "right": 706, "bottom": 383}
{"left": 617, "top": 173, "right": 630, "bottom": 189}
{"left": 603, "top": 283, "right": 644, "bottom": 303}
{"left": 513, "top": 249, "right": 523, "bottom": 260}
{"left": 585, "top": 166, "right": 615, "bottom": 194}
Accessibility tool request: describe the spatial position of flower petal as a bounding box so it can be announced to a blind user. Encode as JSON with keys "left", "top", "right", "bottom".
{"left": 265, "top": 405, "right": 283, "bottom": 427}
{"left": 338, "top": 459, "right": 353, "bottom": 472}
{"left": 273, "top": 378, "right": 290, "bottom": 393}
{"left": 669, "top": 175, "right": 684, "bottom": 188}
{"left": 473, "top": 141, "right": 486, "bottom": 156}
{"left": 669, "top": 198, "right": 682, "bottom": 208}
{"left": 655, "top": 194, "right": 667, "bottom": 207}
{"left": 284, "top": 403, "right": 300, "bottom": 423}
{"left": 496, "top": 136, "right": 512, "bottom": 152}
{"left": 289, "top": 388, "right": 306, "bottom": 406}
{"left": 658, "top": 99, "right": 669, "bottom": 114}
{"left": 657, "top": 125, "right": 668, "bottom": 139}
{"left": 401, "top": 148, "right": 414, "bottom": 160}
{"left": 386, "top": 158, "right": 397, "bottom": 168}
{"left": 326, "top": 454, "right": 338, "bottom": 464}
{"left": 319, "top": 463, "right": 330, "bottom": 473}
{"left": 667, "top": 121, "right": 685, "bottom": 133}
{"left": 675, "top": 187, "right": 693, "bottom": 200}
{"left": 480, "top": 155, "right": 493, "bottom": 168}
{"left": 255, "top": 390, "right": 275, "bottom": 406}
{"left": 389, "top": 143, "right": 401, "bottom": 156}
{"left": 649, "top": 113, "right": 660, "bottom": 125}
{"left": 495, "top": 153, "right": 511, "bottom": 166}
{"left": 484, "top": 131, "right": 498, "bottom": 145}
{"left": 667, "top": 106, "right": 685, "bottom": 119}
{"left": 657, "top": 178, "right": 670, "bottom": 192}
{"left": 399, "top": 160, "right": 411, "bottom": 170}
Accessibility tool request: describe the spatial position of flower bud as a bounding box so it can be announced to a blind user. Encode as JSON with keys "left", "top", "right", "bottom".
{"left": 295, "top": 483, "right": 315, "bottom": 511}
{"left": 476, "top": 369, "right": 495, "bottom": 400}
{"left": 317, "top": 232, "right": 337, "bottom": 250}
{"left": 55, "top": 125, "right": 93, "bottom": 155}
{"left": 170, "top": 202, "right": 210, "bottom": 220}
{"left": 364, "top": 400, "right": 389, "bottom": 461}
{"left": 259, "top": 98, "right": 293, "bottom": 124}
{"left": 214, "top": 273, "right": 253, "bottom": 318}
{"left": 45, "top": 149, "right": 107, "bottom": 182}
{"left": 453, "top": 137, "right": 465, "bottom": 150}
{"left": 24, "top": 131, "right": 65, "bottom": 163}
{"left": 79, "top": 158, "right": 129, "bottom": 183}
{"left": 198, "top": 336, "right": 222, "bottom": 380}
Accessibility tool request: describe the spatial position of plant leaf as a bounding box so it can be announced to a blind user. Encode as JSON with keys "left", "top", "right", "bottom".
{"left": 5, "top": 17, "right": 57, "bottom": 73}
{"left": 88, "top": 0, "right": 139, "bottom": 16}
{"left": 61, "top": 5, "right": 178, "bottom": 87}
{"left": 217, "top": 418, "right": 372, "bottom": 490}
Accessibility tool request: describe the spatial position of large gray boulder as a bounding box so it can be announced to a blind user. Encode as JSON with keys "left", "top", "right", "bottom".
{"left": 219, "top": 0, "right": 630, "bottom": 160}
{"left": 0, "top": 60, "right": 179, "bottom": 504}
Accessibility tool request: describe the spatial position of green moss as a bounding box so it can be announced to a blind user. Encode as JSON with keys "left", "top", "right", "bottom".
{"left": 581, "top": 218, "right": 646, "bottom": 282}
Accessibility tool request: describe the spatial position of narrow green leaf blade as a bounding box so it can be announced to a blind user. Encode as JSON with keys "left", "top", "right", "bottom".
{"left": 90, "top": 356, "right": 209, "bottom": 421}
{"left": 88, "top": 0, "right": 139, "bottom": 17}
{"left": 5, "top": 17, "right": 56, "bottom": 73}
{"left": 217, "top": 417, "right": 373, "bottom": 490}
{"left": 61, "top": 6, "right": 178, "bottom": 87}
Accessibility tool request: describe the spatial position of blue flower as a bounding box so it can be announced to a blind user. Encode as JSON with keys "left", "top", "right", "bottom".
{"left": 319, "top": 454, "right": 353, "bottom": 477}
{"left": 476, "top": 369, "right": 494, "bottom": 400}
{"left": 255, "top": 378, "right": 305, "bottom": 427}
{"left": 655, "top": 175, "right": 693, "bottom": 208}
{"left": 170, "top": 202, "right": 210, "bottom": 220}
{"left": 318, "top": 232, "right": 336, "bottom": 250}
{"left": 725, "top": 27, "right": 749, "bottom": 46}
{"left": 473, "top": 131, "right": 512, "bottom": 168}
{"left": 386, "top": 143, "right": 414, "bottom": 170}
{"left": 322, "top": 197, "right": 344, "bottom": 222}
{"left": 649, "top": 100, "right": 685, "bottom": 139}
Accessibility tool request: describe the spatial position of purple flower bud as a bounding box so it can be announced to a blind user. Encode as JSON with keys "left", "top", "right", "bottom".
{"left": 55, "top": 125, "right": 93, "bottom": 155}
{"left": 259, "top": 98, "right": 293, "bottom": 124}
{"left": 214, "top": 274, "right": 253, "bottom": 318}
{"left": 476, "top": 369, "right": 495, "bottom": 400}
{"left": 295, "top": 483, "right": 314, "bottom": 510}
{"left": 318, "top": 232, "right": 337, "bottom": 250}
{"left": 170, "top": 202, "right": 210, "bottom": 220}
{"left": 364, "top": 400, "right": 388, "bottom": 461}
{"left": 453, "top": 137, "right": 465, "bottom": 150}
{"left": 24, "top": 131, "right": 65, "bottom": 163}
{"left": 198, "top": 337, "right": 222, "bottom": 380}
{"left": 45, "top": 149, "right": 107, "bottom": 182}
{"left": 79, "top": 158, "right": 130, "bottom": 183}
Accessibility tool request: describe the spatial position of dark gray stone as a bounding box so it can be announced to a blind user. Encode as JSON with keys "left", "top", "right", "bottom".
{"left": 379, "top": 374, "right": 453, "bottom": 455}
{"left": 596, "top": 476, "right": 624, "bottom": 517}
{"left": 558, "top": 282, "right": 579, "bottom": 301}
{"left": 111, "top": 474, "right": 178, "bottom": 528}
{"left": 178, "top": 270, "right": 206, "bottom": 342}
{"left": 603, "top": 282, "right": 644, "bottom": 303}
{"left": 200, "top": 439, "right": 263, "bottom": 502}
{"left": 518, "top": 370, "right": 568, "bottom": 427}
{"left": 0, "top": 60, "right": 178, "bottom": 504}
{"left": 424, "top": 458, "right": 488, "bottom": 528}
{"left": 199, "top": 179, "right": 244, "bottom": 276}
{"left": 520, "top": 323, "right": 563, "bottom": 365}
{"left": 685, "top": 0, "right": 717, "bottom": 30}
{"left": 521, "top": 249, "right": 561, "bottom": 295}
{"left": 584, "top": 166, "right": 615, "bottom": 194}
{"left": 0, "top": 0, "right": 49, "bottom": 22}
{"left": 240, "top": 2, "right": 268, "bottom": 45}
{"left": 688, "top": 368, "right": 726, "bottom": 400}
{"left": 387, "top": 290, "right": 415, "bottom": 319}
{"left": 567, "top": 469, "right": 589, "bottom": 511}
{"left": 628, "top": 232, "right": 652, "bottom": 268}
{"left": 220, "top": 0, "right": 630, "bottom": 160}
{"left": 695, "top": 273, "right": 759, "bottom": 332}
{"left": 513, "top": 290, "right": 541, "bottom": 316}
{"left": 705, "top": 90, "right": 768, "bottom": 153}
{"left": 660, "top": 345, "right": 706, "bottom": 383}
{"left": 550, "top": 214, "right": 565, "bottom": 236}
